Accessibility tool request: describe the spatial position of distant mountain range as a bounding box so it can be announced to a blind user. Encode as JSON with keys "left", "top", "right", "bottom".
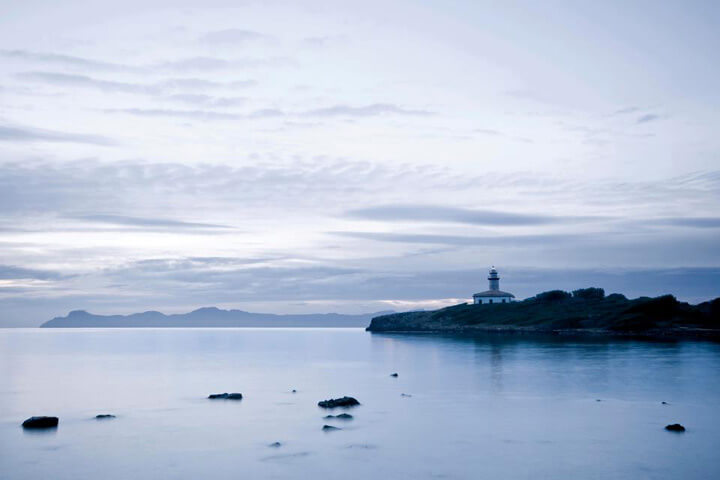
{"left": 41, "top": 307, "right": 391, "bottom": 328}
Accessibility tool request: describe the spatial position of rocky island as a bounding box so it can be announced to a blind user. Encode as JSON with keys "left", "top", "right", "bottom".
{"left": 366, "top": 288, "right": 720, "bottom": 339}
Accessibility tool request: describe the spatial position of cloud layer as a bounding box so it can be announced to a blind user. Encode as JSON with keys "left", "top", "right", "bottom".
{"left": 1, "top": 0, "right": 719, "bottom": 325}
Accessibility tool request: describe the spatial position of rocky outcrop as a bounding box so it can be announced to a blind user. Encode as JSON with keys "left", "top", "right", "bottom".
{"left": 665, "top": 423, "right": 686, "bottom": 432}
{"left": 367, "top": 291, "right": 720, "bottom": 338}
{"left": 324, "top": 413, "right": 354, "bottom": 420}
{"left": 22, "top": 416, "right": 59, "bottom": 429}
{"left": 95, "top": 414, "right": 116, "bottom": 419}
{"left": 318, "top": 396, "right": 360, "bottom": 408}
{"left": 322, "top": 425, "right": 341, "bottom": 431}
{"left": 208, "top": 392, "right": 243, "bottom": 400}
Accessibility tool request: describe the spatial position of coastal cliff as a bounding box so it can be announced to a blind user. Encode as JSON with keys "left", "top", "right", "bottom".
{"left": 366, "top": 288, "right": 720, "bottom": 338}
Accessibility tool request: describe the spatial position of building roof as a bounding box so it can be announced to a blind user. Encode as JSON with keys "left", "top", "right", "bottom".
{"left": 472, "top": 290, "right": 515, "bottom": 298}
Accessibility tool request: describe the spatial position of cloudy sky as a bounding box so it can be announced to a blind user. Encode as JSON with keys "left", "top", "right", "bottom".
{"left": 1, "top": 0, "right": 719, "bottom": 326}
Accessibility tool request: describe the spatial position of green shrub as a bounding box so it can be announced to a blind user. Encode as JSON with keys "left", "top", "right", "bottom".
{"left": 534, "top": 290, "right": 572, "bottom": 302}
{"left": 572, "top": 287, "right": 605, "bottom": 300}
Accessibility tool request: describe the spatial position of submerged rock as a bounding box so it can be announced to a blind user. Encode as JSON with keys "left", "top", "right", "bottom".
{"left": 665, "top": 423, "right": 685, "bottom": 432}
{"left": 291, "top": 389, "right": 297, "bottom": 393}
{"left": 22, "top": 416, "right": 59, "bottom": 429}
{"left": 95, "top": 414, "right": 116, "bottom": 419}
{"left": 322, "top": 425, "right": 341, "bottom": 431}
{"left": 390, "top": 373, "right": 399, "bottom": 377}
{"left": 324, "top": 413, "right": 354, "bottom": 420}
{"left": 208, "top": 392, "right": 243, "bottom": 400}
{"left": 318, "top": 396, "right": 360, "bottom": 408}
{"left": 401, "top": 393, "right": 412, "bottom": 397}
{"left": 661, "top": 401, "right": 669, "bottom": 405}
{"left": 269, "top": 442, "right": 283, "bottom": 448}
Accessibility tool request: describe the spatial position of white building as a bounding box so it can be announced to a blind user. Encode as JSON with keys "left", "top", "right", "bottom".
{"left": 473, "top": 267, "right": 515, "bottom": 304}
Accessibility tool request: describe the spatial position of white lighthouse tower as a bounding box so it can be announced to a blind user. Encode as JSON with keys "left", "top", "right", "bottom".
{"left": 473, "top": 266, "right": 515, "bottom": 304}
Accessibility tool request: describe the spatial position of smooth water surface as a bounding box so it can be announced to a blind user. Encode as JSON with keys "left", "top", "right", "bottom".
{"left": 1, "top": 328, "right": 719, "bottom": 479}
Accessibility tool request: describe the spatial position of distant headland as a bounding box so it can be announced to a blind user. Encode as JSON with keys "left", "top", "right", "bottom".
{"left": 367, "top": 288, "right": 720, "bottom": 338}
{"left": 367, "top": 266, "right": 720, "bottom": 338}
{"left": 41, "top": 307, "right": 390, "bottom": 328}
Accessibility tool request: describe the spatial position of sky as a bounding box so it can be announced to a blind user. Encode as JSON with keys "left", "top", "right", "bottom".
{"left": 1, "top": 0, "right": 719, "bottom": 326}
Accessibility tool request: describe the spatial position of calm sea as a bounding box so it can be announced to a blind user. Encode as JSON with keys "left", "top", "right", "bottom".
{"left": 1, "top": 328, "right": 719, "bottom": 479}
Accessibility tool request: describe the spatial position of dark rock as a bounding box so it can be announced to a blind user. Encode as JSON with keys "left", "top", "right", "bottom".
{"left": 596, "top": 399, "right": 602, "bottom": 402}
{"left": 401, "top": 393, "right": 412, "bottom": 397}
{"left": 390, "top": 373, "right": 399, "bottom": 377}
{"left": 208, "top": 392, "right": 243, "bottom": 400}
{"left": 661, "top": 401, "right": 668, "bottom": 405}
{"left": 318, "top": 396, "right": 360, "bottom": 408}
{"left": 291, "top": 389, "right": 297, "bottom": 393}
{"left": 665, "top": 423, "right": 685, "bottom": 432}
{"left": 269, "top": 442, "right": 282, "bottom": 448}
{"left": 95, "top": 414, "right": 116, "bottom": 419}
{"left": 324, "top": 413, "right": 354, "bottom": 420}
{"left": 322, "top": 425, "right": 341, "bottom": 431}
{"left": 22, "top": 416, "right": 59, "bottom": 429}
{"left": 366, "top": 291, "right": 720, "bottom": 335}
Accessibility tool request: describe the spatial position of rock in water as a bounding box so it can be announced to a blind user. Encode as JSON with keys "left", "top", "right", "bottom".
{"left": 22, "top": 416, "right": 59, "bottom": 429}
{"left": 95, "top": 414, "right": 116, "bottom": 419}
{"left": 317, "top": 396, "right": 360, "bottom": 408}
{"left": 269, "top": 442, "right": 282, "bottom": 448}
{"left": 322, "top": 425, "right": 341, "bottom": 431}
{"left": 208, "top": 393, "right": 243, "bottom": 400}
{"left": 665, "top": 423, "right": 685, "bottom": 432}
{"left": 390, "top": 373, "right": 399, "bottom": 377}
{"left": 324, "top": 413, "right": 354, "bottom": 420}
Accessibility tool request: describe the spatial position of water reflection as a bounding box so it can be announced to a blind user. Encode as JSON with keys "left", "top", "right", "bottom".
{"left": 0, "top": 329, "right": 719, "bottom": 480}
{"left": 21, "top": 426, "right": 58, "bottom": 436}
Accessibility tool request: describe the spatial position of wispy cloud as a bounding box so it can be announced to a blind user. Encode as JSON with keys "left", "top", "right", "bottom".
{"left": 612, "top": 106, "right": 641, "bottom": 115}
{"left": 18, "top": 71, "right": 158, "bottom": 94}
{"left": 4, "top": 48, "right": 291, "bottom": 74}
{"left": 344, "top": 205, "right": 604, "bottom": 225}
{"left": 300, "top": 35, "right": 348, "bottom": 48}
{"left": 106, "top": 105, "right": 429, "bottom": 121}
{"left": 330, "top": 231, "right": 580, "bottom": 246}
{"left": 473, "top": 128, "right": 502, "bottom": 136}
{"left": 198, "top": 29, "right": 272, "bottom": 45}
{"left": 157, "top": 78, "right": 256, "bottom": 90}
{"left": 156, "top": 56, "right": 294, "bottom": 72}
{"left": 0, "top": 264, "right": 69, "bottom": 281}
{"left": 637, "top": 113, "right": 661, "bottom": 124}
{"left": 653, "top": 217, "right": 720, "bottom": 228}
{"left": 103, "top": 108, "right": 243, "bottom": 120}
{"left": 19, "top": 71, "right": 256, "bottom": 96}
{"left": 1, "top": 49, "right": 137, "bottom": 72}
{"left": 165, "top": 94, "right": 247, "bottom": 108}
{"left": 69, "top": 214, "right": 234, "bottom": 230}
{"left": 0, "top": 124, "right": 115, "bottom": 145}
{"left": 302, "top": 103, "right": 434, "bottom": 117}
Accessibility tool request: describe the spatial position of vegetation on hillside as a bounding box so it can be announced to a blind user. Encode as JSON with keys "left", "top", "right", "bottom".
{"left": 367, "top": 288, "right": 720, "bottom": 336}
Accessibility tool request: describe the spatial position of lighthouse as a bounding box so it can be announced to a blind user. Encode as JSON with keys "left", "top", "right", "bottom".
{"left": 473, "top": 267, "right": 515, "bottom": 304}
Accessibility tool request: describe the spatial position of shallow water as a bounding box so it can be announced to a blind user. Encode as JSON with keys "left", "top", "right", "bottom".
{"left": 1, "top": 328, "right": 719, "bottom": 479}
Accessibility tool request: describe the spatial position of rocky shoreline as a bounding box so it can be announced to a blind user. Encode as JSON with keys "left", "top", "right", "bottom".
{"left": 366, "top": 289, "right": 720, "bottom": 339}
